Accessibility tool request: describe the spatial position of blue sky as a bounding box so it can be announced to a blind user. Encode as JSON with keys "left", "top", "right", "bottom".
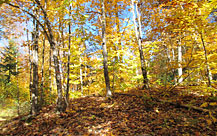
{"left": 0, "top": 0, "right": 144, "bottom": 56}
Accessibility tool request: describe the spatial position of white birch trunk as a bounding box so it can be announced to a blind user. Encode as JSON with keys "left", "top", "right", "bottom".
{"left": 131, "top": 0, "right": 148, "bottom": 89}
{"left": 172, "top": 47, "right": 177, "bottom": 83}
{"left": 101, "top": 0, "right": 112, "bottom": 97}
{"left": 178, "top": 45, "right": 183, "bottom": 83}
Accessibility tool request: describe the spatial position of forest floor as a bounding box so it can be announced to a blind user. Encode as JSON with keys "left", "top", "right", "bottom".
{"left": 0, "top": 87, "right": 217, "bottom": 136}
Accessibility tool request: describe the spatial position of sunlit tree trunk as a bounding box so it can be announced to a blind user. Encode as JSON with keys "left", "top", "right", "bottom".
{"left": 26, "top": 20, "right": 32, "bottom": 101}
{"left": 31, "top": 9, "right": 39, "bottom": 115}
{"left": 101, "top": 0, "right": 112, "bottom": 97}
{"left": 33, "top": 0, "right": 66, "bottom": 112}
{"left": 59, "top": 13, "right": 67, "bottom": 94}
{"left": 131, "top": 0, "right": 148, "bottom": 89}
{"left": 52, "top": 43, "right": 66, "bottom": 112}
{"left": 172, "top": 47, "right": 177, "bottom": 84}
{"left": 40, "top": 37, "right": 45, "bottom": 106}
{"left": 58, "top": 18, "right": 66, "bottom": 98}
{"left": 177, "top": 5, "right": 184, "bottom": 84}
{"left": 166, "top": 46, "right": 171, "bottom": 86}
{"left": 178, "top": 43, "right": 183, "bottom": 83}
{"left": 52, "top": 20, "right": 66, "bottom": 112}
{"left": 7, "top": 0, "right": 67, "bottom": 112}
{"left": 82, "top": 29, "right": 88, "bottom": 89}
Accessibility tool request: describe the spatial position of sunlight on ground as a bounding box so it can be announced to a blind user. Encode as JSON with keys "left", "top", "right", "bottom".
{"left": 0, "top": 107, "right": 17, "bottom": 126}
{"left": 0, "top": 100, "right": 30, "bottom": 126}
{"left": 88, "top": 121, "right": 112, "bottom": 134}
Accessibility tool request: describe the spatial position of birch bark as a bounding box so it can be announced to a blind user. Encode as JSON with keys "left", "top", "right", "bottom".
{"left": 101, "top": 0, "right": 112, "bottom": 97}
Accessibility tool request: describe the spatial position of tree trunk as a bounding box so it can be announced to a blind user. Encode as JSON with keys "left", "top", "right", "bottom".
{"left": 31, "top": 12, "right": 39, "bottom": 115}
{"left": 82, "top": 28, "right": 88, "bottom": 91}
{"left": 7, "top": 0, "right": 67, "bottom": 112}
{"left": 40, "top": 0, "right": 46, "bottom": 106}
{"left": 26, "top": 20, "right": 32, "bottom": 101}
{"left": 131, "top": 0, "right": 148, "bottom": 89}
{"left": 16, "top": 55, "right": 20, "bottom": 116}
{"left": 84, "top": 53, "right": 88, "bottom": 87}
{"left": 52, "top": 43, "right": 67, "bottom": 112}
{"left": 66, "top": 4, "right": 72, "bottom": 103}
{"left": 200, "top": 32, "right": 212, "bottom": 87}
{"left": 171, "top": 47, "right": 177, "bottom": 84}
{"left": 79, "top": 46, "right": 83, "bottom": 94}
{"left": 101, "top": 0, "right": 112, "bottom": 97}
{"left": 49, "top": 48, "right": 52, "bottom": 94}
{"left": 40, "top": 37, "right": 45, "bottom": 106}
{"left": 33, "top": 0, "right": 66, "bottom": 112}
{"left": 58, "top": 17, "right": 66, "bottom": 95}
{"left": 178, "top": 44, "right": 183, "bottom": 83}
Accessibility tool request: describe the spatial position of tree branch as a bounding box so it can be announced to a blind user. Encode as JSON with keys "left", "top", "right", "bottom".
{"left": 7, "top": 2, "right": 51, "bottom": 44}
{"left": 34, "top": 0, "right": 54, "bottom": 46}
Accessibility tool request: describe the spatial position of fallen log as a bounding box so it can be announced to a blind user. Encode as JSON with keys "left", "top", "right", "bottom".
{"left": 157, "top": 99, "right": 210, "bottom": 113}
{"left": 115, "top": 92, "right": 211, "bottom": 113}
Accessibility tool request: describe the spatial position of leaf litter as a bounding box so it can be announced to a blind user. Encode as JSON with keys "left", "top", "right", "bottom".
{"left": 0, "top": 88, "right": 216, "bottom": 135}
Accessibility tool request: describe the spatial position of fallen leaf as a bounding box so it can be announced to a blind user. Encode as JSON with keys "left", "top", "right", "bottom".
{"left": 200, "top": 102, "right": 208, "bottom": 108}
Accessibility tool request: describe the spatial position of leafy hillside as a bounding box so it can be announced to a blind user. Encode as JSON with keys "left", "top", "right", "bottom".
{"left": 1, "top": 88, "right": 216, "bottom": 135}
